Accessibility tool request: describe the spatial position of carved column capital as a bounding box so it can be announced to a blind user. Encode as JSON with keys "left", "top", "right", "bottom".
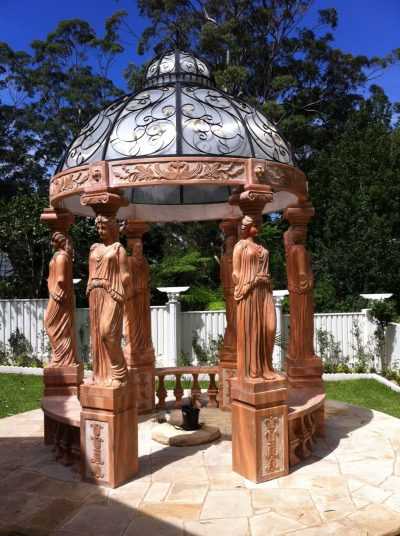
{"left": 80, "top": 189, "right": 128, "bottom": 218}
{"left": 284, "top": 202, "right": 315, "bottom": 226}
{"left": 230, "top": 184, "right": 273, "bottom": 227}
{"left": 121, "top": 220, "right": 150, "bottom": 240}
{"left": 40, "top": 207, "right": 74, "bottom": 234}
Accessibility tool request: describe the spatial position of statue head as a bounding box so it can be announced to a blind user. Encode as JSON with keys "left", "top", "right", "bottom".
{"left": 51, "top": 232, "right": 73, "bottom": 257}
{"left": 132, "top": 238, "right": 143, "bottom": 257}
{"left": 95, "top": 214, "right": 119, "bottom": 244}
{"left": 240, "top": 216, "right": 258, "bottom": 239}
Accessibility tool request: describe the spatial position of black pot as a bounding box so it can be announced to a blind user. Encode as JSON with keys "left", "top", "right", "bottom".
{"left": 181, "top": 405, "right": 200, "bottom": 430}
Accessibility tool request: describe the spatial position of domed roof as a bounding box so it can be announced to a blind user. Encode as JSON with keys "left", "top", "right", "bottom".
{"left": 58, "top": 50, "right": 294, "bottom": 172}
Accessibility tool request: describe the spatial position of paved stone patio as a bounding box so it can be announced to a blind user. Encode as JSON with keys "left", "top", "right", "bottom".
{"left": 1, "top": 399, "right": 400, "bottom": 535}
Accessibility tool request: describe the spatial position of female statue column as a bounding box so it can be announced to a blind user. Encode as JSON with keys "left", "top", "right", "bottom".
{"left": 283, "top": 204, "right": 323, "bottom": 387}
{"left": 79, "top": 187, "right": 138, "bottom": 489}
{"left": 86, "top": 214, "right": 132, "bottom": 386}
{"left": 121, "top": 220, "right": 155, "bottom": 413}
{"left": 229, "top": 185, "right": 289, "bottom": 483}
{"left": 45, "top": 232, "right": 78, "bottom": 367}
{"left": 233, "top": 216, "right": 277, "bottom": 380}
{"left": 40, "top": 207, "right": 82, "bottom": 400}
{"left": 218, "top": 219, "right": 240, "bottom": 410}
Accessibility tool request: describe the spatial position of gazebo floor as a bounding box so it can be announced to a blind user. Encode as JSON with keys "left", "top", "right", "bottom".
{"left": 1, "top": 400, "right": 400, "bottom": 536}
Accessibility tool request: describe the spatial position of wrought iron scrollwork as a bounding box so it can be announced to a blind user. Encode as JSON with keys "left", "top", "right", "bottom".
{"left": 106, "top": 87, "right": 177, "bottom": 159}
{"left": 60, "top": 50, "right": 294, "bottom": 171}
{"left": 181, "top": 86, "right": 250, "bottom": 156}
{"left": 62, "top": 96, "right": 129, "bottom": 170}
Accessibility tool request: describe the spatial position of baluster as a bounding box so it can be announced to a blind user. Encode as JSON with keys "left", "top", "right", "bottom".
{"left": 207, "top": 373, "right": 218, "bottom": 408}
{"left": 156, "top": 375, "right": 167, "bottom": 409}
{"left": 191, "top": 373, "right": 201, "bottom": 403}
{"left": 174, "top": 373, "right": 184, "bottom": 408}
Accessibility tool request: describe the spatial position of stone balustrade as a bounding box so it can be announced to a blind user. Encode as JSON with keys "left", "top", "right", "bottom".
{"left": 155, "top": 366, "right": 219, "bottom": 409}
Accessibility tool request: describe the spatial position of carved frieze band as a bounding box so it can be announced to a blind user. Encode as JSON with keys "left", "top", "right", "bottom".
{"left": 50, "top": 168, "right": 90, "bottom": 197}
{"left": 254, "top": 161, "right": 308, "bottom": 202}
{"left": 110, "top": 160, "right": 246, "bottom": 186}
{"left": 50, "top": 162, "right": 108, "bottom": 202}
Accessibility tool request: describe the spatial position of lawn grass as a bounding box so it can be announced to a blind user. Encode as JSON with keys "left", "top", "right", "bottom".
{"left": 325, "top": 379, "right": 400, "bottom": 419}
{"left": 1, "top": 374, "right": 400, "bottom": 420}
{"left": 0, "top": 374, "right": 42, "bottom": 418}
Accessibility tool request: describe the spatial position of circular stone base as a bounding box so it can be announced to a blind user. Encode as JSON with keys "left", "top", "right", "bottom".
{"left": 152, "top": 423, "right": 221, "bottom": 446}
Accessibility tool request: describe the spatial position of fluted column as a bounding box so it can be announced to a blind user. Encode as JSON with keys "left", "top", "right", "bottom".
{"left": 283, "top": 203, "right": 323, "bottom": 388}
{"left": 121, "top": 219, "right": 155, "bottom": 414}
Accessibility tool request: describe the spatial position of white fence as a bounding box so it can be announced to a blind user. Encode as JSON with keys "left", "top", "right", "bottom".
{"left": 282, "top": 311, "right": 370, "bottom": 365}
{"left": 1, "top": 299, "right": 400, "bottom": 369}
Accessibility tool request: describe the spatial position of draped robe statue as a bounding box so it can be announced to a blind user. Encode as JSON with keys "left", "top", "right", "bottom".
{"left": 86, "top": 215, "right": 131, "bottom": 386}
{"left": 44, "top": 232, "right": 78, "bottom": 367}
{"left": 284, "top": 224, "right": 316, "bottom": 361}
{"left": 123, "top": 238, "right": 152, "bottom": 361}
{"left": 220, "top": 232, "right": 237, "bottom": 358}
{"left": 233, "top": 216, "right": 277, "bottom": 380}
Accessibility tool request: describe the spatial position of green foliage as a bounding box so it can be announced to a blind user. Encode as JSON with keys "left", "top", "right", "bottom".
{"left": 0, "top": 5, "right": 399, "bottom": 315}
{"left": 369, "top": 300, "right": 397, "bottom": 370}
{"left": 192, "top": 332, "right": 223, "bottom": 366}
{"left": 0, "top": 329, "right": 41, "bottom": 368}
{"left": 316, "top": 328, "right": 346, "bottom": 372}
{"left": 351, "top": 321, "right": 376, "bottom": 373}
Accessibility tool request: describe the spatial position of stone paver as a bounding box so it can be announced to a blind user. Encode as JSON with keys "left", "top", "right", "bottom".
{"left": 1, "top": 401, "right": 400, "bottom": 535}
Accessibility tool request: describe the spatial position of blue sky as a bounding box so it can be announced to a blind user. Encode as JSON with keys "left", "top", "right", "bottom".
{"left": 1, "top": 0, "right": 399, "bottom": 102}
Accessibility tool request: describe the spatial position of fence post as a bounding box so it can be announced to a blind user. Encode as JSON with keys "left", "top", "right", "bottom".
{"left": 361, "top": 308, "right": 377, "bottom": 367}
{"left": 273, "top": 290, "right": 289, "bottom": 370}
{"left": 157, "top": 287, "right": 189, "bottom": 366}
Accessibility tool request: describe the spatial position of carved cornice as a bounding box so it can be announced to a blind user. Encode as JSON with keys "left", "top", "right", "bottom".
{"left": 253, "top": 161, "right": 308, "bottom": 204}
{"left": 50, "top": 167, "right": 90, "bottom": 198}
{"left": 48, "top": 157, "right": 308, "bottom": 218}
{"left": 110, "top": 159, "right": 246, "bottom": 186}
{"left": 40, "top": 207, "right": 75, "bottom": 233}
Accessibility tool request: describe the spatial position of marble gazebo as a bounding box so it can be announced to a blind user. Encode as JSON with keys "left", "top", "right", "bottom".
{"left": 40, "top": 50, "right": 324, "bottom": 487}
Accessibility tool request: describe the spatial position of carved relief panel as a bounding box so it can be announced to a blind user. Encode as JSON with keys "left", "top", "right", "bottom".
{"left": 85, "top": 420, "right": 110, "bottom": 482}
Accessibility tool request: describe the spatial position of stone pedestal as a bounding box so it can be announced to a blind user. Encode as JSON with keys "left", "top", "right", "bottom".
{"left": 218, "top": 362, "right": 237, "bottom": 411}
{"left": 80, "top": 383, "right": 138, "bottom": 488}
{"left": 231, "top": 376, "right": 289, "bottom": 482}
{"left": 43, "top": 364, "right": 84, "bottom": 397}
{"left": 285, "top": 357, "right": 323, "bottom": 389}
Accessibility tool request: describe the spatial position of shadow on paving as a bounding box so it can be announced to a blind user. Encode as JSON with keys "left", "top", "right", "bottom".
{"left": 0, "top": 401, "right": 376, "bottom": 536}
